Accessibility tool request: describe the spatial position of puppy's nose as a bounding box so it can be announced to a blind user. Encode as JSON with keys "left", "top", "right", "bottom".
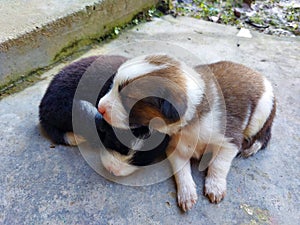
{"left": 98, "top": 105, "right": 106, "bottom": 115}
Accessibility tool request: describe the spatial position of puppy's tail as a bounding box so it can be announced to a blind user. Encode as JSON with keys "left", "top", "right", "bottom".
{"left": 241, "top": 99, "right": 276, "bottom": 157}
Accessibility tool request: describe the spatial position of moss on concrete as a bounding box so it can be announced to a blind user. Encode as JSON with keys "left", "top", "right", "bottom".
{"left": 0, "top": 68, "right": 46, "bottom": 100}
{"left": 52, "top": 4, "right": 165, "bottom": 63}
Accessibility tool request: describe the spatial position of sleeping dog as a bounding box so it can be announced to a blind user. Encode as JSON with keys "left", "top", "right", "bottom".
{"left": 39, "top": 55, "right": 170, "bottom": 176}
{"left": 97, "top": 54, "right": 276, "bottom": 211}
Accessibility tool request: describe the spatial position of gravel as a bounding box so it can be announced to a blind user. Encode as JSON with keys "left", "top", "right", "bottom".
{"left": 168, "top": 0, "right": 300, "bottom": 37}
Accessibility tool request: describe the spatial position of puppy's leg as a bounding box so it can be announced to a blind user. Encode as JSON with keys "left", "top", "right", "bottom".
{"left": 167, "top": 145, "right": 197, "bottom": 211}
{"left": 40, "top": 121, "right": 69, "bottom": 145}
{"left": 204, "top": 143, "right": 238, "bottom": 203}
{"left": 242, "top": 140, "right": 262, "bottom": 158}
{"left": 64, "top": 132, "right": 86, "bottom": 146}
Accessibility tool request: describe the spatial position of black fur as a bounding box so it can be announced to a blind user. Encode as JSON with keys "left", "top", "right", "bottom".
{"left": 39, "top": 55, "right": 169, "bottom": 166}
{"left": 160, "top": 98, "right": 180, "bottom": 122}
{"left": 101, "top": 119, "right": 169, "bottom": 166}
{"left": 40, "top": 56, "right": 100, "bottom": 144}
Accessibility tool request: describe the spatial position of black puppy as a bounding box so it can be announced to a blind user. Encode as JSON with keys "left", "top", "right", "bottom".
{"left": 39, "top": 55, "right": 169, "bottom": 175}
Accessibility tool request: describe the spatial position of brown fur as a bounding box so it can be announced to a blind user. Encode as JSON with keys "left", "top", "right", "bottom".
{"left": 146, "top": 55, "right": 181, "bottom": 66}
{"left": 195, "top": 61, "right": 267, "bottom": 149}
{"left": 129, "top": 101, "right": 166, "bottom": 125}
{"left": 193, "top": 65, "right": 218, "bottom": 121}
{"left": 119, "top": 62, "right": 188, "bottom": 125}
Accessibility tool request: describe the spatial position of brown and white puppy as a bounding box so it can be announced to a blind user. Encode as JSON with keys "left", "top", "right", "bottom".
{"left": 97, "top": 54, "right": 276, "bottom": 211}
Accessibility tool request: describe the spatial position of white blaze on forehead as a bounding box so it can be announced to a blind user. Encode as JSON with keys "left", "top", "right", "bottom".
{"left": 114, "top": 55, "right": 168, "bottom": 85}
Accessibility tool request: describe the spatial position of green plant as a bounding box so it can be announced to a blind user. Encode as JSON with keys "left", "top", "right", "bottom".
{"left": 249, "top": 14, "right": 265, "bottom": 25}
{"left": 285, "top": 5, "right": 300, "bottom": 22}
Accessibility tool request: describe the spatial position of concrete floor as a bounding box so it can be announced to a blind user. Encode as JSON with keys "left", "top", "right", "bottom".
{"left": 0, "top": 16, "right": 299, "bottom": 224}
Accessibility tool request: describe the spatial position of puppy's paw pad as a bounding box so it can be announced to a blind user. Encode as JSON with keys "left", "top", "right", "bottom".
{"left": 204, "top": 177, "right": 226, "bottom": 204}
{"left": 177, "top": 186, "right": 198, "bottom": 211}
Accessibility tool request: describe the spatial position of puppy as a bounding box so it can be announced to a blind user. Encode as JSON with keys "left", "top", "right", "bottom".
{"left": 97, "top": 54, "right": 276, "bottom": 211}
{"left": 39, "top": 55, "right": 170, "bottom": 176}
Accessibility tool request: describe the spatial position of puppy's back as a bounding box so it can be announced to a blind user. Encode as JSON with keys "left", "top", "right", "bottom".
{"left": 195, "top": 61, "right": 275, "bottom": 152}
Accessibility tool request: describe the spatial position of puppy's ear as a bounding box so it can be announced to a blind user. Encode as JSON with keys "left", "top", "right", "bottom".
{"left": 144, "top": 96, "right": 186, "bottom": 123}
{"left": 122, "top": 75, "right": 188, "bottom": 125}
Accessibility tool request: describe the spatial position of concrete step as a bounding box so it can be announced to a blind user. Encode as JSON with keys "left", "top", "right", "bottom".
{"left": 0, "top": 0, "right": 159, "bottom": 88}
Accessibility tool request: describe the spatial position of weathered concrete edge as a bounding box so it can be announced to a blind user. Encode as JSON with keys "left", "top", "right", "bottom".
{"left": 0, "top": 0, "right": 159, "bottom": 88}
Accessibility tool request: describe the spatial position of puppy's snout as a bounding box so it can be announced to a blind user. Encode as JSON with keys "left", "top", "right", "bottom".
{"left": 98, "top": 105, "right": 106, "bottom": 115}
{"left": 98, "top": 103, "right": 112, "bottom": 124}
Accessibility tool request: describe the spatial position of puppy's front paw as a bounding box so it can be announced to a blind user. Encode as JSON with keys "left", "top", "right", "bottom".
{"left": 64, "top": 132, "right": 86, "bottom": 146}
{"left": 177, "top": 184, "right": 198, "bottom": 211}
{"left": 204, "top": 177, "right": 226, "bottom": 204}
